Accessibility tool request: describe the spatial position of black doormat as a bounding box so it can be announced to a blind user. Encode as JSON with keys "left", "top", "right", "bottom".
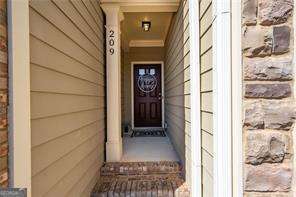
{"left": 131, "top": 129, "right": 166, "bottom": 137}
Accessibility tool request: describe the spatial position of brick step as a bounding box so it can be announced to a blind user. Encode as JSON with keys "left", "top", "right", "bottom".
{"left": 99, "top": 174, "right": 183, "bottom": 182}
{"left": 91, "top": 174, "right": 190, "bottom": 197}
{"left": 100, "top": 161, "right": 182, "bottom": 176}
{"left": 91, "top": 161, "right": 190, "bottom": 196}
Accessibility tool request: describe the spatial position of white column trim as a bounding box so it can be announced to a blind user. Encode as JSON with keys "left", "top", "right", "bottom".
{"left": 102, "top": 4, "right": 123, "bottom": 162}
{"left": 212, "top": 0, "right": 233, "bottom": 196}
{"left": 7, "top": 0, "right": 31, "bottom": 196}
{"left": 189, "top": 0, "right": 202, "bottom": 196}
{"left": 231, "top": 0, "right": 243, "bottom": 196}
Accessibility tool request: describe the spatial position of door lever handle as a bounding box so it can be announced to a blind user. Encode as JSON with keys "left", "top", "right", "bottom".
{"left": 158, "top": 93, "right": 163, "bottom": 100}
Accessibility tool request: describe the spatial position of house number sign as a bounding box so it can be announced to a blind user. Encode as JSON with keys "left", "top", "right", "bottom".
{"left": 108, "top": 29, "right": 115, "bottom": 55}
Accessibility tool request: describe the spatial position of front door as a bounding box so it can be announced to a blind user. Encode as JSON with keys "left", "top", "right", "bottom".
{"left": 134, "top": 64, "right": 162, "bottom": 127}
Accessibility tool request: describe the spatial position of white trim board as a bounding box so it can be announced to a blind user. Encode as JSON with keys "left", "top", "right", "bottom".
{"left": 212, "top": 0, "right": 243, "bottom": 196}
{"left": 100, "top": 0, "right": 180, "bottom": 12}
{"left": 188, "top": 0, "right": 202, "bottom": 196}
{"left": 131, "top": 61, "right": 165, "bottom": 130}
{"left": 231, "top": 0, "right": 243, "bottom": 196}
{"left": 129, "top": 40, "right": 164, "bottom": 48}
{"left": 212, "top": 0, "right": 233, "bottom": 194}
{"left": 119, "top": 5, "right": 179, "bottom": 12}
{"left": 7, "top": 0, "right": 31, "bottom": 196}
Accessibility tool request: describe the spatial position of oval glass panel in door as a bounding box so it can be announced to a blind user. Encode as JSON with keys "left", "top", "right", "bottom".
{"left": 137, "top": 71, "right": 157, "bottom": 93}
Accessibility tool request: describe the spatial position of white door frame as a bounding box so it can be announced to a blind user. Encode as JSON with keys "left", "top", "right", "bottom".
{"left": 131, "top": 61, "right": 165, "bottom": 130}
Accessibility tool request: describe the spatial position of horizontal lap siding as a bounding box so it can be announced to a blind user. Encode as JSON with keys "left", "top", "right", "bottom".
{"left": 29, "top": 0, "right": 105, "bottom": 196}
{"left": 200, "top": 0, "right": 213, "bottom": 196}
{"left": 164, "top": 0, "right": 191, "bottom": 185}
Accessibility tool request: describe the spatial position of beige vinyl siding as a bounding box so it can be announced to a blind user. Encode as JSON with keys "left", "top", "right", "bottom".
{"left": 200, "top": 0, "right": 213, "bottom": 196}
{"left": 29, "top": 0, "right": 105, "bottom": 196}
{"left": 164, "top": 0, "right": 191, "bottom": 184}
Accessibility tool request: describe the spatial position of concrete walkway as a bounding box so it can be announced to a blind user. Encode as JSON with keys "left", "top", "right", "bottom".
{"left": 122, "top": 137, "right": 179, "bottom": 162}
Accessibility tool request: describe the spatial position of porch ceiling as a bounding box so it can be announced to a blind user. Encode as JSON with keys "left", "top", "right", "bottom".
{"left": 100, "top": 0, "right": 179, "bottom": 51}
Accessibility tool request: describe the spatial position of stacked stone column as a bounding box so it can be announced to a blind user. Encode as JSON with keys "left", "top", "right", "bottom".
{"left": 242, "top": 0, "right": 294, "bottom": 196}
{"left": 0, "top": 0, "right": 8, "bottom": 187}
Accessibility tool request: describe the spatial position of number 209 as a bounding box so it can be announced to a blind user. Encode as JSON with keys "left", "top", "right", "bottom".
{"left": 109, "top": 30, "right": 115, "bottom": 55}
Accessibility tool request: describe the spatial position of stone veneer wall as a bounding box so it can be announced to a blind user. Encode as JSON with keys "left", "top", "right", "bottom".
{"left": 242, "top": 0, "right": 295, "bottom": 196}
{"left": 0, "top": 0, "right": 8, "bottom": 188}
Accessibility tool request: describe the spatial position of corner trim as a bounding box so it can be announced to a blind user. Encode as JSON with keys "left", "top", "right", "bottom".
{"left": 7, "top": 0, "right": 31, "bottom": 196}
{"left": 231, "top": 0, "right": 243, "bottom": 196}
{"left": 212, "top": 0, "right": 233, "bottom": 196}
{"left": 188, "top": 0, "right": 202, "bottom": 196}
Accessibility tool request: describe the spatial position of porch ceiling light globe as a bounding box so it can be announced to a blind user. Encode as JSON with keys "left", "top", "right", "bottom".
{"left": 142, "top": 21, "right": 151, "bottom": 32}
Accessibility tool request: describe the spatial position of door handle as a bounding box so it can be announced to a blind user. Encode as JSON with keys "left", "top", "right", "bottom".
{"left": 158, "top": 93, "right": 163, "bottom": 100}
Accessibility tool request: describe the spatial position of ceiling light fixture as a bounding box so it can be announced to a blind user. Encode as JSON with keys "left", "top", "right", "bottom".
{"left": 142, "top": 21, "right": 151, "bottom": 32}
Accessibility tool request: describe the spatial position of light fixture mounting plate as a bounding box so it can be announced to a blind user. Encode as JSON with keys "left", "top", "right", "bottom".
{"left": 142, "top": 21, "right": 151, "bottom": 32}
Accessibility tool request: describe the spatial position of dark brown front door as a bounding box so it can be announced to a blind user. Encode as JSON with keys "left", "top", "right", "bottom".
{"left": 134, "top": 64, "right": 162, "bottom": 127}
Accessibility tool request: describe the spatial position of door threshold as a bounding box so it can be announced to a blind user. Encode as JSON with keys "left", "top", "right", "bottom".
{"left": 133, "top": 127, "right": 164, "bottom": 130}
{"left": 130, "top": 127, "right": 166, "bottom": 137}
